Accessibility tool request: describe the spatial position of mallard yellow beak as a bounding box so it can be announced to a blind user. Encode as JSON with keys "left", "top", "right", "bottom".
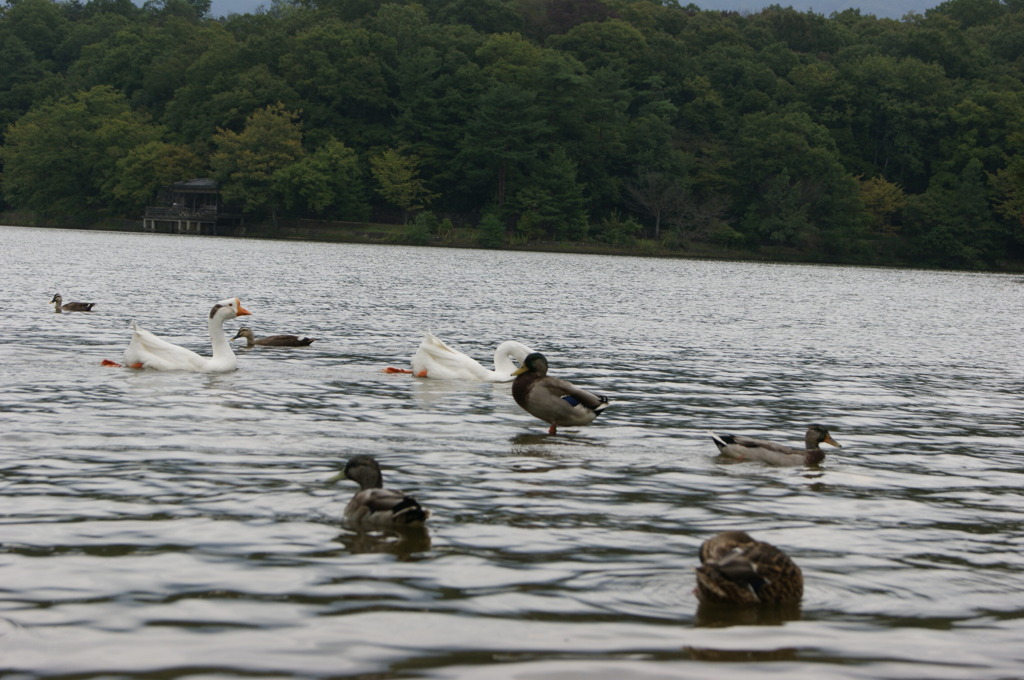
{"left": 325, "top": 470, "right": 346, "bottom": 483}
{"left": 824, "top": 433, "right": 841, "bottom": 448}
{"left": 236, "top": 298, "right": 251, "bottom": 316}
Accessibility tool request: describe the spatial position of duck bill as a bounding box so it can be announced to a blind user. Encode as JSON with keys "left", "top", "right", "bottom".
{"left": 511, "top": 365, "right": 528, "bottom": 376}
{"left": 824, "top": 433, "right": 841, "bottom": 448}
{"left": 236, "top": 298, "right": 252, "bottom": 316}
{"left": 325, "top": 471, "right": 346, "bottom": 484}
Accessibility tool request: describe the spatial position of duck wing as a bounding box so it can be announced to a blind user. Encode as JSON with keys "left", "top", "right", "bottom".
{"left": 696, "top": 541, "right": 803, "bottom": 605}
{"left": 345, "top": 488, "right": 430, "bottom": 527}
{"left": 258, "top": 334, "right": 316, "bottom": 346}
{"left": 519, "top": 376, "right": 609, "bottom": 427}
{"left": 709, "top": 431, "right": 805, "bottom": 465}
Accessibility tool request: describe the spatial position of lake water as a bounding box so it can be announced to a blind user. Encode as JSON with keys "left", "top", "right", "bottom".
{"left": 2, "top": 224, "right": 1022, "bottom": 679}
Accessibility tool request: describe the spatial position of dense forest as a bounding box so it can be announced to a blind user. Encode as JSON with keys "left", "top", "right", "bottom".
{"left": 1, "top": 0, "right": 1023, "bottom": 269}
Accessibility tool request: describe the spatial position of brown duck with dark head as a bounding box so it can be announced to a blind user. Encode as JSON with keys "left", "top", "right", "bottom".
{"left": 51, "top": 294, "right": 95, "bottom": 313}
{"left": 231, "top": 327, "right": 316, "bottom": 347}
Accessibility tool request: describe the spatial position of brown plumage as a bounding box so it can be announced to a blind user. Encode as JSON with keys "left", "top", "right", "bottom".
{"left": 331, "top": 455, "right": 430, "bottom": 529}
{"left": 709, "top": 424, "right": 841, "bottom": 466}
{"left": 231, "top": 326, "right": 316, "bottom": 347}
{"left": 694, "top": 531, "right": 803, "bottom": 605}
{"left": 510, "top": 352, "right": 610, "bottom": 435}
{"left": 51, "top": 294, "right": 95, "bottom": 313}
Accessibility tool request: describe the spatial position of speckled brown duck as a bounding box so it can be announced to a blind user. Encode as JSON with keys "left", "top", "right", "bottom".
{"left": 709, "top": 424, "right": 840, "bottom": 466}
{"left": 231, "top": 326, "right": 316, "bottom": 347}
{"left": 51, "top": 293, "right": 95, "bottom": 313}
{"left": 694, "top": 530, "right": 803, "bottom": 605}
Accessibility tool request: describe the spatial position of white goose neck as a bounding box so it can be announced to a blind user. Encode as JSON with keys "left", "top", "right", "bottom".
{"left": 208, "top": 311, "right": 236, "bottom": 361}
{"left": 493, "top": 341, "right": 532, "bottom": 374}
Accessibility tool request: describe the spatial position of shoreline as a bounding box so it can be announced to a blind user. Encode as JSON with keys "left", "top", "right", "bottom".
{"left": 4, "top": 213, "right": 1022, "bottom": 273}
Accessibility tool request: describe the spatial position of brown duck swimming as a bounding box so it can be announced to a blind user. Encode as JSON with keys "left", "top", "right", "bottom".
{"left": 709, "top": 424, "right": 840, "bottom": 466}
{"left": 51, "top": 293, "right": 95, "bottom": 313}
{"left": 328, "top": 455, "right": 430, "bottom": 529}
{"left": 511, "top": 352, "right": 610, "bottom": 435}
{"left": 231, "top": 326, "right": 316, "bottom": 347}
{"left": 694, "top": 530, "right": 803, "bottom": 605}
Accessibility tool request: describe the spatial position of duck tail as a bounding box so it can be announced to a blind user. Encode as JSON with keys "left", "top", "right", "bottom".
{"left": 708, "top": 431, "right": 730, "bottom": 450}
{"left": 393, "top": 497, "right": 430, "bottom": 524}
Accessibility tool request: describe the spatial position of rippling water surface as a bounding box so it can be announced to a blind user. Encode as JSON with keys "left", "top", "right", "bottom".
{"left": 2, "top": 225, "right": 1023, "bottom": 679}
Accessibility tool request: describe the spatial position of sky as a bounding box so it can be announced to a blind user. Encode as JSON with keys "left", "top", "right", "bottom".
{"left": 207, "top": 0, "right": 943, "bottom": 21}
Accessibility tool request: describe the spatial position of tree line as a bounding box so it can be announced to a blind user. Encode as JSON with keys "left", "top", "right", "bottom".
{"left": 1, "top": 0, "right": 1023, "bottom": 269}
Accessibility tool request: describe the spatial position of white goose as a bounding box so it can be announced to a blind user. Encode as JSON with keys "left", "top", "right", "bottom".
{"left": 121, "top": 298, "right": 251, "bottom": 372}
{"left": 409, "top": 331, "right": 533, "bottom": 381}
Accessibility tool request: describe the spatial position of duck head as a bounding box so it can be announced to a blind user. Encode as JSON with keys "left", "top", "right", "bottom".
{"left": 806, "top": 424, "right": 840, "bottom": 450}
{"left": 340, "top": 454, "right": 384, "bottom": 490}
{"left": 512, "top": 352, "right": 549, "bottom": 378}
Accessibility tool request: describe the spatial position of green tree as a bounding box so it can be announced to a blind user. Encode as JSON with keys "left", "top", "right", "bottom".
{"left": 276, "top": 138, "right": 368, "bottom": 220}
{"left": 904, "top": 157, "right": 1001, "bottom": 267}
{"left": 370, "top": 148, "right": 437, "bottom": 224}
{"left": 859, "top": 176, "right": 906, "bottom": 234}
{"left": 458, "top": 81, "right": 551, "bottom": 206}
{"left": 277, "top": 20, "right": 393, "bottom": 146}
{"left": 730, "top": 110, "right": 866, "bottom": 247}
{"left": 547, "top": 18, "right": 648, "bottom": 78}
{"left": 626, "top": 169, "right": 686, "bottom": 240}
{"left": 210, "top": 102, "right": 303, "bottom": 225}
{"left": 1, "top": 85, "right": 162, "bottom": 216}
{"left": 991, "top": 137, "right": 1024, "bottom": 250}
{"left": 477, "top": 210, "right": 505, "bottom": 248}
{"left": 0, "top": 33, "right": 62, "bottom": 137}
{"left": 110, "top": 140, "right": 205, "bottom": 212}
{"left": 2, "top": 0, "right": 68, "bottom": 63}
{"left": 510, "top": 146, "right": 588, "bottom": 241}
{"left": 161, "top": 26, "right": 298, "bottom": 143}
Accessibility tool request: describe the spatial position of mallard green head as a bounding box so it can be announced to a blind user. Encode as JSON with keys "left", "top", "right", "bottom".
{"left": 512, "top": 352, "right": 548, "bottom": 377}
{"left": 807, "top": 424, "right": 840, "bottom": 448}
{"left": 326, "top": 454, "right": 385, "bottom": 489}
{"left": 344, "top": 454, "right": 385, "bottom": 490}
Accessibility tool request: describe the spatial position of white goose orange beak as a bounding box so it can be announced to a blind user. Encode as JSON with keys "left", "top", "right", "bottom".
{"left": 236, "top": 298, "right": 251, "bottom": 316}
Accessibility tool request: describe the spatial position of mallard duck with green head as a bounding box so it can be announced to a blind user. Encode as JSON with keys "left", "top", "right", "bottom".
{"left": 329, "top": 455, "right": 430, "bottom": 529}
{"left": 694, "top": 530, "right": 803, "bottom": 605}
{"left": 511, "top": 352, "right": 610, "bottom": 435}
{"left": 709, "top": 424, "right": 840, "bottom": 466}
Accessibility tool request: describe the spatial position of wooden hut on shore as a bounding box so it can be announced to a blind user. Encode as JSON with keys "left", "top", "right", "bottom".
{"left": 142, "top": 179, "right": 243, "bottom": 235}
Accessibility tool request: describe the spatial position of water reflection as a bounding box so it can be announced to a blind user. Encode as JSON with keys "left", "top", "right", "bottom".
{"left": 334, "top": 527, "right": 433, "bottom": 559}
{"left": 693, "top": 602, "right": 803, "bottom": 628}
{"left": 684, "top": 645, "right": 800, "bottom": 661}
